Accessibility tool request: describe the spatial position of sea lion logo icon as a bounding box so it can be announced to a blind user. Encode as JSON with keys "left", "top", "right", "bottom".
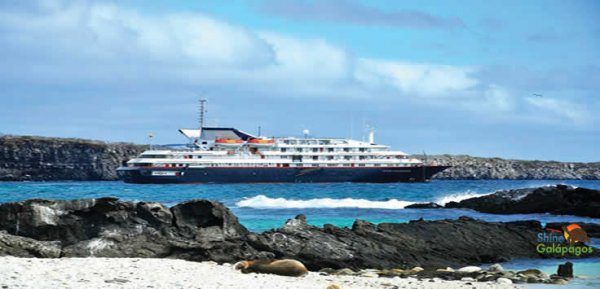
{"left": 562, "top": 224, "right": 590, "bottom": 245}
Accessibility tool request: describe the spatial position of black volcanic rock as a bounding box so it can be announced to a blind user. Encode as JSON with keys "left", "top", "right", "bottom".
{"left": 250, "top": 215, "right": 547, "bottom": 270}
{"left": 0, "top": 135, "right": 146, "bottom": 181}
{"left": 445, "top": 184, "right": 600, "bottom": 218}
{"left": 557, "top": 262, "right": 573, "bottom": 278}
{"left": 0, "top": 230, "right": 61, "bottom": 258}
{"left": 405, "top": 202, "right": 443, "bottom": 209}
{"left": 0, "top": 197, "right": 597, "bottom": 270}
{"left": 0, "top": 198, "right": 271, "bottom": 261}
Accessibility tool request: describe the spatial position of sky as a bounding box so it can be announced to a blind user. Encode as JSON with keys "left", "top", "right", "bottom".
{"left": 0, "top": 0, "right": 598, "bottom": 162}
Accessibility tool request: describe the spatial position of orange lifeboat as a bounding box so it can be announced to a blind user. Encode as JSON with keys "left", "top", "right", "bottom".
{"left": 248, "top": 138, "right": 275, "bottom": 147}
{"left": 215, "top": 138, "right": 245, "bottom": 147}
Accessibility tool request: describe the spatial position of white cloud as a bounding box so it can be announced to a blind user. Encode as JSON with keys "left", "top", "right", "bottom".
{"left": 0, "top": 1, "right": 274, "bottom": 67}
{"left": 525, "top": 97, "right": 589, "bottom": 124}
{"left": 354, "top": 59, "right": 478, "bottom": 96}
{"left": 259, "top": 33, "right": 351, "bottom": 81}
{"left": 0, "top": 0, "right": 593, "bottom": 127}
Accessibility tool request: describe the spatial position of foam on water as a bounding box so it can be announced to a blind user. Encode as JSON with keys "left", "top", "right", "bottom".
{"left": 236, "top": 194, "right": 414, "bottom": 209}
{"left": 435, "top": 191, "right": 490, "bottom": 205}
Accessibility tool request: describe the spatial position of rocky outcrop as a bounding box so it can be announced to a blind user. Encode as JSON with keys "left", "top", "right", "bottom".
{"left": 251, "top": 215, "right": 549, "bottom": 270}
{"left": 0, "top": 198, "right": 597, "bottom": 270}
{"left": 445, "top": 184, "right": 600, "bottom": 218}
{"left": 0, "top": 135, "right": 146, "bottom": 181}
{"left": 0, "top": 198, "right": 271, "bottom": 262}
{"left": 0, "top": 230, "right": 61, "bottom": 258}
{"left": 413, "top": 154, "right": 600, "bottom": 180}
{"left": 405, "top": 202, "right": 443, "bottom": 209}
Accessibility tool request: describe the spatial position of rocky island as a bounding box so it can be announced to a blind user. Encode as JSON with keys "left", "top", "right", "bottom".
{"left": 1, "top": 135, "right": 599, "bottom": 181}
{"left": 402, "top": 184, "right": 600, "bottom": 219}
{"left": 444, "top": 184, "right": 600, "bottom": 218}
{"left": 414, "top": 154, "right": 600, "bottom": 180}
{"left": 0, "top": 135, "right": 146, "bottom": 181}
{"left": 1, "top": 197, "right": 597, "bottom": 269}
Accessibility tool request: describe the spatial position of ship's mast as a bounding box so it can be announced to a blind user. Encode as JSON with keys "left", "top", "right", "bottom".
{"left": 199, "top": 99, "right": 207, "bottom": 130}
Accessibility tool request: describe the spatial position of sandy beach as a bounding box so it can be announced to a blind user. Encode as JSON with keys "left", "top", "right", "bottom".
{"left": 0, "top": 257, "right": 520, "bottom": 289}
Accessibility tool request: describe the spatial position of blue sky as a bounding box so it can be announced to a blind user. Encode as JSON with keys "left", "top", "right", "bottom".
{"left": 0, "top": 0, "right": 598, "bottom": 161}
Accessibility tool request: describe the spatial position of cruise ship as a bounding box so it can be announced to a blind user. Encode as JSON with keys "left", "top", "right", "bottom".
{"left": 117, "top": 102, "right": 449, "bottom": 184}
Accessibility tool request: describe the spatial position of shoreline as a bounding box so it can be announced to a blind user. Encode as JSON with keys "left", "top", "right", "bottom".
{"left": 2, "top": 135, "right": 599, "bottom": 181}
{"left": 0, "top": 257, "right": 519, "bottom": 289}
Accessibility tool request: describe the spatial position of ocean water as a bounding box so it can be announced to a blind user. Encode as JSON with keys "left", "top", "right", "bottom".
{"left": 0, "top": 179, "right": 598, "bottom": 286}
{"left": 1, "top": 180, "right": 598, "bottom": 230}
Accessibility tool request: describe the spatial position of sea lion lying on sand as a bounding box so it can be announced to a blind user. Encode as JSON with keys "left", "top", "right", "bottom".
{"left": 233, "top": 259, "right": 308, "bottom": 277}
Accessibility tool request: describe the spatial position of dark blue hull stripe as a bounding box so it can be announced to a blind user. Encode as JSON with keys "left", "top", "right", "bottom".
{"left": 117, "top": 166, "right": 450, "bottom": 184}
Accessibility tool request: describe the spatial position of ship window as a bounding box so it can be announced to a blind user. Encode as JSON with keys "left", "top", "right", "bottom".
{"left": 312, "top": 164, "right": 318, "bottom": 167}
{"left": 281, "top": 148, "right": 287, "bottom": 152}
{"left": 344, "top": 156, "right": 352, "bottom": 160}
{"left": 326, "top": 156, "right": 333, "bottom": 160}
{"left": 312, "top": 148, "right": 318, "bottom": 152}
{"left": 296, "top": 148, "right": 303, "bottom": 152}
{"left": 358, "top": 164, "right": 365, "bottom": 167}
{"left": 141, "top": 154, "right": 168, "bottom": 159}
{"left": 312, "top": 156, "right": 318, "bottom": 160}
{"left": 281, "top": 156, "right": 288, "bottom": 159}
{"left": 359, "top": 148, "right": 366, "bottom": 152}
{"left": 343, "top": 148, "right": 350, "bottom": 152}
{"left": 327, "top": 148, "right": 334, "bottom": 152}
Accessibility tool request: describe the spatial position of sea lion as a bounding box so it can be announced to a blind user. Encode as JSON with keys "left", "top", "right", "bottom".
{"left": 233, "top": 259, "right": 308, "bottom": 277}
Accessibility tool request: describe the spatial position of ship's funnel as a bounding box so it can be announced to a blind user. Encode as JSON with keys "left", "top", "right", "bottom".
{"left": 368, "top": 128, "right": 375, "bottom": 144}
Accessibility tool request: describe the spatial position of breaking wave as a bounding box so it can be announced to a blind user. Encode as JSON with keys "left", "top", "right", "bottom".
{"left": 236, "top": 195, "right": 414, "bottom": 209}
{"left": 435, "top": 191, "right": 489, "bottom": 205}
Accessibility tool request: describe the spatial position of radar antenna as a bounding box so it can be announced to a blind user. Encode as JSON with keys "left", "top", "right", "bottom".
{"left": 199, "top": 99, "right": 207, "bottom": 130}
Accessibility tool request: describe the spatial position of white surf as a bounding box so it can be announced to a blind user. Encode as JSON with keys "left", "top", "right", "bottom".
{"left": 236, "top": 195, "right": 414, "bottom": 209}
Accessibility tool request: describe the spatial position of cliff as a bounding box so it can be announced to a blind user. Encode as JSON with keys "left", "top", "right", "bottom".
{"left": 0, "top": 135, "right": 146, "bottom": 181}
{"left": 0, "top": 135, "right": 598, "bottom": 181}
{"left": 413, "top": 154, "right": 600, "bottom": 180}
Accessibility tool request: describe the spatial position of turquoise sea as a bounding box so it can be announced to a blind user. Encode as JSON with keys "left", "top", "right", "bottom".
{"left": 0, "top": 179, "right": 599, "bottom": 287}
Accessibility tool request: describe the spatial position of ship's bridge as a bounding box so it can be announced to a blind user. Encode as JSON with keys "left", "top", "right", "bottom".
{"left": 179, "top": 127, "right": 255, "bottom": 141}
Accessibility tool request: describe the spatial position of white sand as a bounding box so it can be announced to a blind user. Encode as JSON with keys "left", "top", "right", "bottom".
{"left": 0, "top": 257, "right": 521, "bottom": 289}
